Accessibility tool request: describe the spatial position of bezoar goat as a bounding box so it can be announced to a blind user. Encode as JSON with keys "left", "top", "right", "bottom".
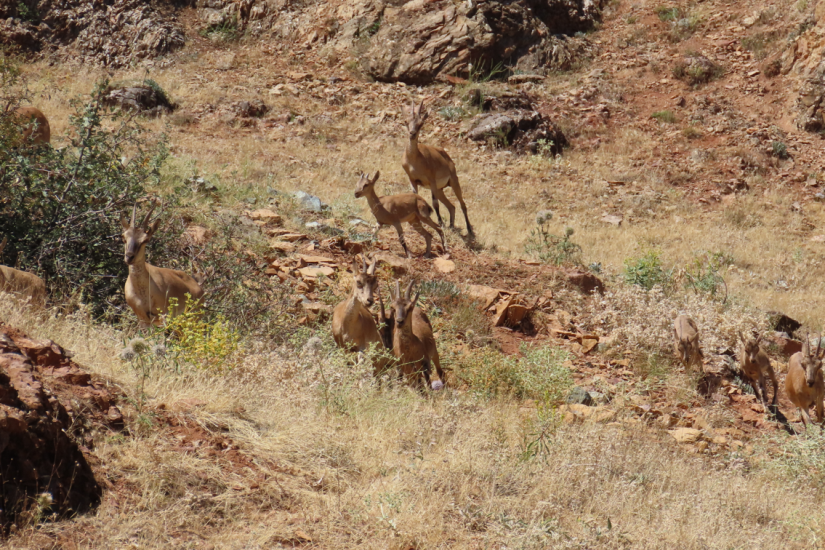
{"left": 785, "top": 334, "right": 825, "bottom": 429}
{"left": 738, "top": 331, "right": 779, "bottom": 407}
{"left": 389, "top": 279, "right": 445, "bottom": 391}
{"left": 331, "top": 254, "right": 391, "bottom": 376}
{"left": 121, "top": 202, "right": 204, "bottom": 328}
{"left": 402, "top": 99, "right": 473, "bottom": 237}
{"left": 0, "top": 237, "right": 46, "bottom": 308}
{"left": 673, "top": 314, "right": 703, "bottom": 369}
{"left": 354, "top": 170, "right": 447, "bottom": 259}
{"left": 11, "top": 106, "right": 50, "bottom": 145}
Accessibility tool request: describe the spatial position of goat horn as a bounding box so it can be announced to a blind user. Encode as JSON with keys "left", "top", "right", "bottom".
{"left": 817, "top": 333, "right": 822, "bottom": 357}
{"left": 361, "top": 254, "right": 368, "bottom": 273}
{"left": 141, "top": 201, "right": 156, "bottom": 229}
{"left": 395, "top": 279, "right": 401, "bottom": 301}
{"left": 405, "top": 279, "right": 414, "bottom": 301}
{"left": 419, "top": 98, "right": 425, "bottom": 112}
{"left": 368, "top": 256, "right": 377, "bottom": 275}
{"left": 130, "top": 203, "right": 137, "bottom": 227}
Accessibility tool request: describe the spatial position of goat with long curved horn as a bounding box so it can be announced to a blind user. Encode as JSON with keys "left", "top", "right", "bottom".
{"left": 785, "top": 332, "right": 825, "bottom": 430}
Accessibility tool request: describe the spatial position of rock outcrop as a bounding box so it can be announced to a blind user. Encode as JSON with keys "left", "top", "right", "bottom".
{"left": 0, "top": 0, "right": 184, "bottom": 67}
{"left": 0, "top": 323, "right": 122, "bottom": 532}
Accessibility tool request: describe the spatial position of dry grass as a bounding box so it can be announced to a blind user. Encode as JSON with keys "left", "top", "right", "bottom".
{"left": 19, "top": 58, "right": 825, "bottom": 326}
{"left": 3, "top": 297, "right": 825, "bottom": 548}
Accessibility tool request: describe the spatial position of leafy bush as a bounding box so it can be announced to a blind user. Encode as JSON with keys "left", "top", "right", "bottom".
{"left": 165, "top": 296, "right": 240, "bottom": 372}
{"left": 623, "top": 250, "right": 671, "bottom": 290}
{"left": 525, "top": 212, "right": 582, "bottom": 266}
{"left": 461, "top": 345, "right": 572, "bottom": 401}
{"left": 684, "top": 251, "right": 731, "bottom": 299}
{"left": 0, "top": 72, "right": 167, "bottom": 314}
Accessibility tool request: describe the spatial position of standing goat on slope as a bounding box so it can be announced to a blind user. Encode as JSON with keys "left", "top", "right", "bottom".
{"left": 121, "top": 203, "right": 204, "bottom": 328}
{"left": 785, "top": 334, "right": 825, "bottom": 429}
{"left": 402, "top": 99, "right": 473, "bottom": 237}
{"left": 739, "top": 331, "right": 779, "bottom": 407}
{"left": 0, "top": 237, "right": 46, "bottom": 307}
{"left": 673, "top": 314, "right": 703, "bottom": 369}
{"left": 354, "top": 171, "right": 447, "bottom": 259}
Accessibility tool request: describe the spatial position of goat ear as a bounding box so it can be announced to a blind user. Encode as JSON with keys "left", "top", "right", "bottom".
{"left": 367, "top": 256, "right": 377, "bottom": 275}
{"left": 371, "top": 171, "right": 380, "bottom": 185}
{"left": 120, "top": 213, "right": 131, "bottom": 230}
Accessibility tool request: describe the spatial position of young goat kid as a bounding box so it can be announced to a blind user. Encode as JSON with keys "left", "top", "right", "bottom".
{"left": 121, "top": 203, "right": 205, "bottom": 328}
{"left": 390, "top": 279, "right": 435, "bottom": 391}
{"left": 0, "top": 236, "right": 46, "bottom": 307}
{"left": 332, "top": 255, "right": 391, "bottom": 376}
{"left": 785, "top": 334, "right": 825, "bottom": 429}
{"left": 354, "top": 171, "right": 447, "bottom": 259}
{"left": 402, "top": 100, "right": 473, "bottom": 237}
{"left": 673, "top": 314, "right": 703, "bottom": 369}
{"left": 384, "top": 279, "right": 445, "bottom": 390}
{"left": 739, "top": 331, "right": 779, "bottom": 407}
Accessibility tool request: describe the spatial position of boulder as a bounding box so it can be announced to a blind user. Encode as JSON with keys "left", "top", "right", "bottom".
{"left": 0, "top": 323, "right": 122, "bottom": 532}
{"left": 434, "top": 257, "right": 456, "bottom": 273}
{"left": 102, "top": 85, "right": 174, "bottom": 117}
{"left": 466, "top": 109, "right": 568, "bottom": 155}
{"left": 668, "top": 428, "right": 702, "bottom": 444}
{"left": 354, "top": 0, "right": 603, "bottom": 84}
{"left": 566, "top": 386, "right": 593, "bottom": 406}
{"left": 293, "top": 191, "right": 329, "bottom": 212}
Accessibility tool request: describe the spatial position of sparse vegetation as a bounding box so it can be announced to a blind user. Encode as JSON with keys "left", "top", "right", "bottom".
{"left": 673, "top": 56, "right": 724, "bottom": 85}
{"left": 652, "top": 110, "right": 677, "bottom": 123}
{"left": 525, "top": 212, "right": 582, "bottom": 266}
{"left": 772, "top": 140, "right": 789, "bottom": 159}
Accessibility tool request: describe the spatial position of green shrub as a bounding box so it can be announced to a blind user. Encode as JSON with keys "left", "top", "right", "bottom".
{"left": 0, "top": 75, "right": 167, "bottom": 314}
{"left": 623, "top": 250, "right": 671, "bottom": 290}
{"left": 462, "top": 345, "right": 572, "bottom": 402}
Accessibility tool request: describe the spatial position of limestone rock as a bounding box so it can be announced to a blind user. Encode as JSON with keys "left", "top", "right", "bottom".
{"left": 433, "top": 257, "right": 456, "bottom": 273}
{"left": 668, "top": 428, "right": 702, "bottom": 443}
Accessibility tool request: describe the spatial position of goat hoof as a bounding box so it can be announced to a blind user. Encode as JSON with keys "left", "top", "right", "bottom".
{"left": 423, "top": 252, "right": 434, "bottom": 259}
{"left": 431, "top": 380, "right": 444, "bottom": 391}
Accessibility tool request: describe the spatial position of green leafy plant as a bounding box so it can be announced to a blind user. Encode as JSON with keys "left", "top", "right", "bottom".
{"left": 623, "top": 250, "right": 672, "bottom": 290}
{"left": 164, "top": 295, "right": 240, "bottom": 372}
{"left": 438, "top": 106, "right": 468, "bottom": 121}
{"left": 684, "top": 251, "right": 731, "bottom": 300}
{"left": 524, "top": 211, "right": 582, "bottom": 266}
{"left": 16, "top": 1, "right": 39, "bottom": 22}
